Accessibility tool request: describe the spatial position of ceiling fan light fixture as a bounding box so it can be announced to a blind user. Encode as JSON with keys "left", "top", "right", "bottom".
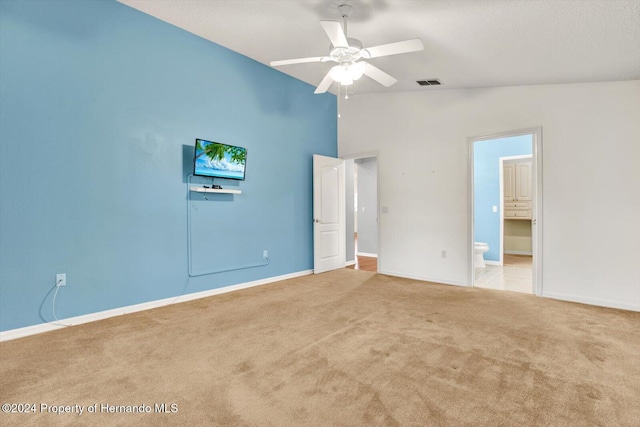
{"left": 330, "top": 64, "right": 354, "bottom": 85}
{"left": 330, "top": 62, "right": 365, "bottom": 85}
{"left": 348, "top": 62, "right": 366, "bottom": 80}
{"left": 340, "top": 76, "right": 354, "bottom": 86}
{"left": 329, "top": 64, "right": 348, "bottom": 82}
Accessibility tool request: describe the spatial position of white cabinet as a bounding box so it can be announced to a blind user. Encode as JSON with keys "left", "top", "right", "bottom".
{"left": 504, "top": 160, "right": 532, "bottom": 219}
{"left": 515, "top": 162, "right": 532, "bottom": 201}
{"left": 504, "top": 164, "right": 515, "bottom": 201}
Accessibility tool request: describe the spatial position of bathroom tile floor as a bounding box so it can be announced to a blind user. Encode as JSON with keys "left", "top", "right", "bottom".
{"left": 474, "top": 254, "right": 533, "bottom": 294}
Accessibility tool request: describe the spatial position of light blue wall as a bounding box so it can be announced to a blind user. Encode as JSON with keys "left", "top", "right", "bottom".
{"left": 473, "top": 135, "right": 532, "bottom": 261}
{"left": 0, "top": 0, "right": 336, "bottom": 331}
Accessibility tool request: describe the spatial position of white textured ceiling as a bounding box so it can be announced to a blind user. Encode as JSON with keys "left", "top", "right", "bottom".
{"left": 118, "top": 0, "right": 640, "bottom": 94}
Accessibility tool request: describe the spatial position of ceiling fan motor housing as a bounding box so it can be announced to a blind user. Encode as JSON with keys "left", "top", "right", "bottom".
{"left": 330, "top": 38, "right": 367, "bottom": 64}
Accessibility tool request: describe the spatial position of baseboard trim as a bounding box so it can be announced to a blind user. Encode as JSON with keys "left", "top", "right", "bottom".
{"left": 379, "top": 269, "right": 467, "bottom": 287}
{"left": 0, "top": 269, "right": 313, "bottom": 342}
{"left": 345, "top": 260, "right": 357, "bottom": 266}
{"left": 484, "top": 260, "right": 501, "bottom": 266}
{"left": 542, "top": 291, "right": 640, "bottom": 312}
{"left": 357, "top": 252, "right": 378, "bottom": 258}
{"left": 504, "top": 250, "right": 533, "bottom": 256}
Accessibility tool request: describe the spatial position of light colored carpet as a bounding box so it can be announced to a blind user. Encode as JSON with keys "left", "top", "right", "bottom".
{"left": 1, "top": 269, "right": 639, "bottom": 426}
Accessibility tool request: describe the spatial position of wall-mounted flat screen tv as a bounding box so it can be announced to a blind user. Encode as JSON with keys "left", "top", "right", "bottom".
{"left": 193, "top": 138, "right": 247, "bottom": 180}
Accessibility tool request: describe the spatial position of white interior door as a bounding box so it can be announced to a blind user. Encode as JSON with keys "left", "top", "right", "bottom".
{"left": 313, "top": 154, "right": 346, "bottom": 274}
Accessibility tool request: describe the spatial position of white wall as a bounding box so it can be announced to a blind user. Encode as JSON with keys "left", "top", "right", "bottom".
{"left": 355, "top": 157, "right": 378, "bottom": 255}
{"left": 338, "top": 80, "right": 640, "bottom": 311}
{"left": 345, "top": 159, "right": 355, "bottom": 263}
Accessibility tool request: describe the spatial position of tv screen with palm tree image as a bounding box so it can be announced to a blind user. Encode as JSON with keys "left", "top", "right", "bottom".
{"left": 194, "top": 138, "right": 247, "bottom": 180}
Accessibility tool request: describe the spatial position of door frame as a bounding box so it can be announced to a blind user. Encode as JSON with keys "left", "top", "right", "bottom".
{"left": 341, "top": 151, "right": 380, "bottom": 273}
{"left": 468, "top": 127, "right": 543, "bottom": 296}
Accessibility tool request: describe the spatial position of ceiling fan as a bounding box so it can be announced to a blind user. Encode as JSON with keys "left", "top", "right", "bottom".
{"left": 270, "top": 4, "right": 424, "bottom": 94}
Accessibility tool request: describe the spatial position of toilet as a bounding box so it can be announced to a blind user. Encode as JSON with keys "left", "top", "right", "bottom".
{"left": 474, "top": 242, "right": 489, "bottom": 268}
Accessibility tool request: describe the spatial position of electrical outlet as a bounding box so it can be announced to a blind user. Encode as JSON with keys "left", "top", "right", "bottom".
{"left": 263, "top": 250, "right": 269, "bottom": 259}
{"left": 56, "top": 273, "right": 66, "bottom": 287}
{"left": 441, "top": 250, "right": 447, "bottom": 259}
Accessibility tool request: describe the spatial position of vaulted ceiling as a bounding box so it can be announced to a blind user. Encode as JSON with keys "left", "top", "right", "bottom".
{"left": 118, "top": 0, "right": 640, "bottom": 95}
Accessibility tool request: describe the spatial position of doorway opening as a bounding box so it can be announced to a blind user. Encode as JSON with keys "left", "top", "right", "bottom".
{"left": 469, "top": 128, "right": 543, "bottom": 295}
{"left": 345, "top": 155, "right": 378, "bottom": 272}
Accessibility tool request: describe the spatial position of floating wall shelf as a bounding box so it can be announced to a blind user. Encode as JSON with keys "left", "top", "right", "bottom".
{"left": 189, "top": 186, "right": 241, "bottom": 195}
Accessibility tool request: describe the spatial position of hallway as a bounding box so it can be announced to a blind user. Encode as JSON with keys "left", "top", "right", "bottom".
{"left": 346, "top": 232, "right": 377, "bottom": 272}
{"left": 346, "top": 255, "right": 377, "bottom": 272}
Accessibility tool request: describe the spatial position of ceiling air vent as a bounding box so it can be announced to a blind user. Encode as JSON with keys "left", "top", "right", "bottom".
{"left": 417, "top": 79, "right": 441, "bottom": 86}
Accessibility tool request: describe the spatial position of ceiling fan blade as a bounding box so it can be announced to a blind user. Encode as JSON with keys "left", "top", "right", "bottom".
{"left": 320, "top": 21, "right": 348, "bottom": 48}
{"left": 363, "top": 63, "right": 397, "bottom": 87}
{"left": 362, "top": 38, "right": 424, "bottom": 59}
{"left": 270, "top": 56, "right": 328, "bottom": 67}
{"left": 314, "top": 71, "right": 334, "bottom": 94}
